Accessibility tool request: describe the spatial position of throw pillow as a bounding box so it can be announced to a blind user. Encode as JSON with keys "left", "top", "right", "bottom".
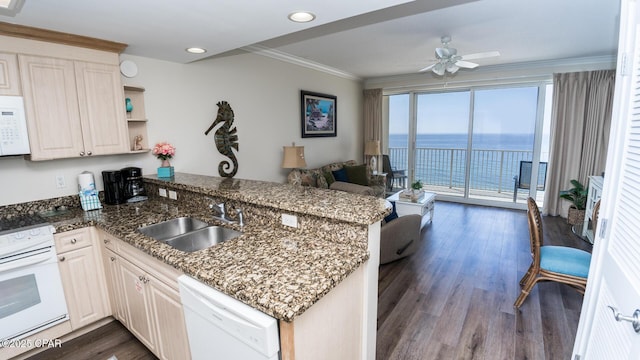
{"left": 316, "top": 171, "right": 329, "bottom": 189}
{"left": 300, "top": 172, "right": 317, "bottom": 187}
{"left": 332, "top": 168, "right": 349, "bottom": 182}
{"left": 384, "top": 201, "right": 399, "bottom": 223}
{"left": 323, "top": 171, "right": 335, "bottom": 186}
{"left": 345, "top": 164, "right": 369, "bottom": 186}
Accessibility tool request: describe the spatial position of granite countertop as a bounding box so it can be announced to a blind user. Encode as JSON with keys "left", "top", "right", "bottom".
{"left": 33, "top": 174, "right": 389, "bottom": 322}
{"left": 144, "top": 173, "right": 389, "bottom": 225}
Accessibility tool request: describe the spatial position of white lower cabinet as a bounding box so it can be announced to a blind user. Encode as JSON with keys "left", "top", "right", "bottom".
{"left": 102, "top": 246, "right": 128, "bottom": 325}
{"left": 99, "top": 230, "right": 191, "bottom": 360}
{"left": 119, "top": 256, "right": 157, "bottom": 353}
{"left": 54, "top": 228, "right": 109, "bottom": 331}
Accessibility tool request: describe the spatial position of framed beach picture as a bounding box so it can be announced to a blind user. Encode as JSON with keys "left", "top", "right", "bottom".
{"left": 301, "top": 90, "right": 337, "bottom": 138}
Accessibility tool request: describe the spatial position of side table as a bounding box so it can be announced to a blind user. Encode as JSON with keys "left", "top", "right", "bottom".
{"left": 386, "top": 191, "right": 436, "bottom": 229}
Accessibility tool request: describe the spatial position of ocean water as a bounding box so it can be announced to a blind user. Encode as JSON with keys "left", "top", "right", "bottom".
{"left": 389, "top": 133, "right": 543, "bottom": 191}
{"left": 389, "top": 133, "right": 534, "bottom": 151}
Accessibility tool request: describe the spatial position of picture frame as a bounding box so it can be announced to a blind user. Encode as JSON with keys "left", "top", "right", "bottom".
{"left": 301, "top": 90, "right": 337, "bottom": 138}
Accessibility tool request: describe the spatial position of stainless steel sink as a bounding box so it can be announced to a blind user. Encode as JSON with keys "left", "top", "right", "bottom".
{"left": 138, "top": 217, "right": 209, "bottom": 241}
{"left": 164, "top": 226, "right": 242, "bottom": 252}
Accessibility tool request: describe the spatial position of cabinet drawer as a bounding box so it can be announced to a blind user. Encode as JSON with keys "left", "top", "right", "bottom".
{"left": 55, "top": 228, "right": 92, "bottom": 253}
{"left": 100, "top": 231, "right": 119, "bottom": 252}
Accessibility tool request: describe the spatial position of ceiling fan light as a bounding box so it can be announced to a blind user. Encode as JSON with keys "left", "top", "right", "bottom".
{"left": 433, "top": 63, "right": 445, "bottom": 76}
{"left": 446, "top": 63, "right": 459, "bottom": 73}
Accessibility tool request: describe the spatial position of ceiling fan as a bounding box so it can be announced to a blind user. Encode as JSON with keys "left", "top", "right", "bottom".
{"left": 419, "top": 36, "right": 500, "bottom": 76}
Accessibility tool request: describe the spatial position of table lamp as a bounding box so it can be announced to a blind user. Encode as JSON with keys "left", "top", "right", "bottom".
{"left": 364, "top": 140, "right": 381, "bottom": 174}
{"left": 282, "top": 142, "right": 307, "bottom": 168}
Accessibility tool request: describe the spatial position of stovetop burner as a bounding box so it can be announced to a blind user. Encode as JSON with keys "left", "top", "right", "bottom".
{"left": 0, "top": 213, "right": 48, "bottom": 234}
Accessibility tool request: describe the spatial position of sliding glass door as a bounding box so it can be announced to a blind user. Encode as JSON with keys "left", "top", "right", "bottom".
{"left": 387, "top": 83, "right": 550, "bottom": 208}
{"left": 469, "top": 87, "right": 538, "bottom": 203}
{"left": 415, "top": 91, "right": 470, "bottom": 198}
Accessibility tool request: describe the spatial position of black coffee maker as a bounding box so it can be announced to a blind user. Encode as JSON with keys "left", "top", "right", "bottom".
{"left": 121, "top": 167, "right": 147, "bottom": 202}
{"left": 102, "top": 170, "right": 125, "bottom": 205}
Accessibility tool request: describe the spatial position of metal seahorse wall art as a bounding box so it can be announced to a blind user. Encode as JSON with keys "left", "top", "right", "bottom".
{"left": 205, "top": 101, "right": 239, "bottom": 177}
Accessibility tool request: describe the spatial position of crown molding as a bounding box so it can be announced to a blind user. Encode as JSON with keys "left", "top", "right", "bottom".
{"left": 242, "top": 45, "right": 362, "bottom": 81}
{"left": 0, "top": 21, "right": 127, "bottom": 53}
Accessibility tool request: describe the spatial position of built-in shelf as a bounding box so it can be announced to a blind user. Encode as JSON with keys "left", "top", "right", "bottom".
{"left": 123, "top": 85, "right": 149, "bottom": 152}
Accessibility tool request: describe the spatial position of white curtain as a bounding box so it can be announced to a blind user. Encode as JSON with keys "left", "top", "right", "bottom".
{"left": 363, "top": 88, "right": 383, "bottom": 170}
{"left": 544, "top": 70, "right": 615, "bottom": 216}
{"left": 364, "top": 88, "right": 382, "bottom": 141}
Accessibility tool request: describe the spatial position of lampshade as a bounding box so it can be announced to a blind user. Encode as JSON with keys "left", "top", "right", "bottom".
{"left": 282, "top": 143, "right": 307, "bottom": 168}
{"left": 364, "top": 140, "right": 381, "bottom": 156}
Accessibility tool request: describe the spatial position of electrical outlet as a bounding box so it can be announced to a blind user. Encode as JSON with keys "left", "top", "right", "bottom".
{"left": 55, "top": 175, "right": 66, "bottom": 189}
{"left": 168, "top": 190, "right": 178, "bottom": 200}
{"left": 158, "top": 188, "right": 167, "bottom": 197}
{"left": 281, "top": 213, "right": 298, "bottom": 228}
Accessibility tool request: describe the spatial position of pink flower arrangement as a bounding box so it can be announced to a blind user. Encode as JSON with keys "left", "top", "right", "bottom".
{"left": 152, "top": 142, "right": 176, "bottom": 160}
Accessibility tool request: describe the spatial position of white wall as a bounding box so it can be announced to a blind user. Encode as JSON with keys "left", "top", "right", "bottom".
{"left": 0, "top": 52, "right": 364, "bottom": 206}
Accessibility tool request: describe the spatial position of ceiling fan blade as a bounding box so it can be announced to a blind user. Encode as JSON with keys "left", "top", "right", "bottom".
{"left": 435, "top": 47, "right": 447, "bottom": 59}
{"left": 455, "top": 60, "right": 479, "bottom": 69}
{"left": 460, "top": 51, "right": 500, "bottom": 60}
{"left": 419, "top": 63, "right": 437, "bottom": 72}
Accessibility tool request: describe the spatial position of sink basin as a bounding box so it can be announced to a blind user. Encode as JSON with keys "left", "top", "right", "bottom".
{"left": 164, "top": 226, "right": 242, "bottom": 252}
{"left": 138, "top": 217, "right": 209, "bottom": 241}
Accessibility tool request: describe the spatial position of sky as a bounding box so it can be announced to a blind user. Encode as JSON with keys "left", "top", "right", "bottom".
{"left": 389, "top": 86, "right": 542, "bottom": 135}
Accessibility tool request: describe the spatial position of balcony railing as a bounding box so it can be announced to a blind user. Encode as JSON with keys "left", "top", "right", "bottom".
{"left": 388, "top": 147, "right": 538, "bottom": 201}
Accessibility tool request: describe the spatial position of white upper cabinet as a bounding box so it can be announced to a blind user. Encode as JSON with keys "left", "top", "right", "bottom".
{"left": 75, "top": 61, "right": 129, "bottom": 156}
{"left": 19, "top": 54, "right": 128, "bottom": 160}
{"left": 0, "top": 52, "right": 21, "bottom": 95}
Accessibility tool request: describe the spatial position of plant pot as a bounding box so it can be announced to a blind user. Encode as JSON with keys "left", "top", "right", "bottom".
{"left": 567, "top": 207, "right": 585, "bottom": 225}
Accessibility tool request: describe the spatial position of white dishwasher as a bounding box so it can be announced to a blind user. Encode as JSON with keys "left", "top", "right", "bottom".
{"left": 178, "top": 275, "right": 280, "bottom": 360}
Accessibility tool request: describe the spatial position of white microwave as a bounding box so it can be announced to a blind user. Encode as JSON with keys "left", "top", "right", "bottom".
{"left": 0, "top": 96, "right": 30, "bottom": 156}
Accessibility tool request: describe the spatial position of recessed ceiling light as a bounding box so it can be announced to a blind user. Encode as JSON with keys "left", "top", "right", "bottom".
{"left": 288, "top": 11, "right": 315, "bottom": 23}
{"left": 186, "top": 47, "right": 207, "bottom": 54}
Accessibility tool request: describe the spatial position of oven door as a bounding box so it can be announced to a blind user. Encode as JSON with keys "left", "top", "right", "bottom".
{"left": 0, "top": 251, "right": 69, "bottom": 340}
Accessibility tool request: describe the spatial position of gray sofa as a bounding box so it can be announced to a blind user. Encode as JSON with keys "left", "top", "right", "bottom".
{"left": 380, "top": 214, "right": 422, "bottom": 264}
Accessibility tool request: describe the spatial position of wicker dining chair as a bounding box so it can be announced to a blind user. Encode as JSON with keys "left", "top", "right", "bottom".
{"left": 592, "top": 199, "right": 601, "bottom": 237}
{"left": 514, "top": 197, "right": 593, "bottom": 308}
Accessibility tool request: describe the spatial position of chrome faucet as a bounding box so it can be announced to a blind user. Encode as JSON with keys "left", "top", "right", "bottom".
{"left": 210, "top": 202, "right": 225, "bottom": 217}
{"left": 209, "top": 201, "right": 244, "bottom": 227}
{"left": 235, "top": 208, "right": 244, "bottom": 227}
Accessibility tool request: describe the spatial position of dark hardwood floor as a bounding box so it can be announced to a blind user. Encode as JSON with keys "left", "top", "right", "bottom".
{"left": 25, "top": 321, "right": 156, "bottom": 360}
{"left": 26, "top": 202, "right": 588, "bottom": 360}
{"left": 377, "top": 201, "right": 592, "bottom": 360}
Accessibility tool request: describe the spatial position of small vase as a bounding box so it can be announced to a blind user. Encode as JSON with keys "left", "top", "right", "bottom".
{"left": 125, "top": 98, "right": 133, "bottom": 113}
{"left": 161, "top": 159, "right": 171, "bottom": 167}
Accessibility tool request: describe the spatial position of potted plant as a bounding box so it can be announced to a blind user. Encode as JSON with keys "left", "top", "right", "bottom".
{"left": 410, "top": 180, "right": 424, "bottom": 202}
{"left": 560, "top": 179, "right": 588, "bottom": 225}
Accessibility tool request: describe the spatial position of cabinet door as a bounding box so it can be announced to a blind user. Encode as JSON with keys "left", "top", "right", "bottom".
{"left": 102, "top": 248, "right": 127, "bottom": 325}
{"left": 149, "top": 278, "right": 191, "bottom": 360}
{"left": 0, "top": 52, "right": 21, "bottom": 95}
{"left": 57, "top": 246, "right": 109, "bottom": 330}
{"left": 18, "top": 54, "right": 85, "bottom": 160}
{"left": 119, "top": 258, "right": 157, "bottom": 353}
{"left": 74, "top": 62, "right": 128, "bottom": 155}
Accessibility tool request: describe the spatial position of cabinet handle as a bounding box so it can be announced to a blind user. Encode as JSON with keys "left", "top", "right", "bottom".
{"left": 70, "top": 238, "right": 77, "bottom": 244}
{"left": 79, "top": 151, "right": 85, "bottom": 156}
{"left": 87, "top": 151, "right": 92, "bottom": 156}
{"left": 110, "top": 256, "right": 116, "bottom": 262}
{"left": 59, "top": 256, "right": 65, "bottom": 262}
{"left": 138, "top": 275, "right": 144, "bottom": 281}
{"left": 142, "top": 277, "right": 149, "bottom": 284}
{"left": 104, "top": 239, "right": 110, "bottom": 244}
